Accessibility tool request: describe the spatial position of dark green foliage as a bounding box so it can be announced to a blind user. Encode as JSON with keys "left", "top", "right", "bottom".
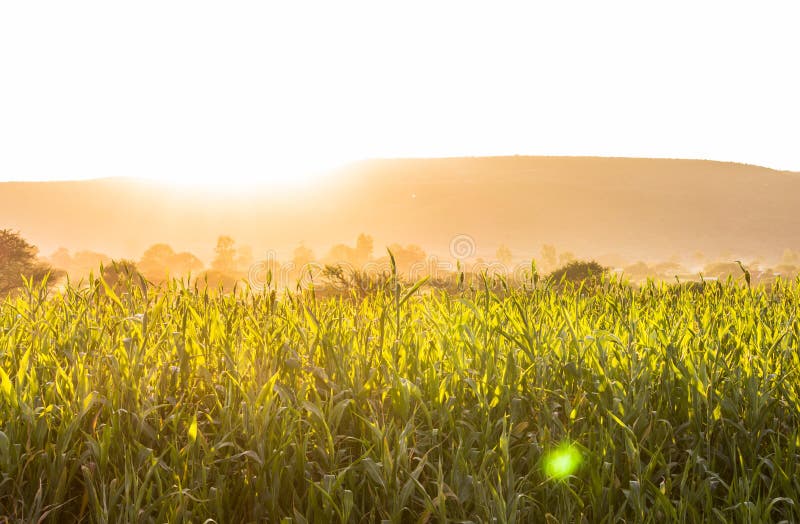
{"left": 99, "top": 259, "right": 146, "bottom": 295}
{"left": 2, "top": 275, "right": 800, "bottom": 522}
{"left": 548, "top": 260, "right": 607, "bottom": 283}
{"left": 0, "top": 229, "right": 60, "bottom": 296}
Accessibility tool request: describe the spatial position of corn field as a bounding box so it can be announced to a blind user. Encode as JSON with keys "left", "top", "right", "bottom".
{"left": 1, "top": 272, "right": 800, "bottom": 523}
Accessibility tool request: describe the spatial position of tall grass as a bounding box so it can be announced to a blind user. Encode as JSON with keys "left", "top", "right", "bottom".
{"left": 1, "top": 272, "right": 799, "bottom": 522}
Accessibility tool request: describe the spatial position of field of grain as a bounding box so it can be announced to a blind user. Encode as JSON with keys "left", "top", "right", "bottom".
{"left": 1, "top": 271, "right": 799, "bottom": 523}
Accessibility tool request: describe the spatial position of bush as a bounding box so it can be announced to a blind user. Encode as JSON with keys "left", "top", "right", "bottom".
{"left": 100, "top": 259, "right": 146, "bottom": 295}
{"left": 548, "top": 260, "right": 606, "bottom": 284}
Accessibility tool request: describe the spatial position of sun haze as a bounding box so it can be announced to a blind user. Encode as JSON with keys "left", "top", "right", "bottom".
{"left": 4, "top": 4, "right": 800, "bottom": 522}
{"left": 1, "top": 1, "right": 799, "bottom": 185}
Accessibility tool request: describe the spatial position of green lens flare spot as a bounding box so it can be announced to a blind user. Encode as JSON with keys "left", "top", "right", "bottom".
{"left": 544, "top": 443, "right": 582, "bottom": 480}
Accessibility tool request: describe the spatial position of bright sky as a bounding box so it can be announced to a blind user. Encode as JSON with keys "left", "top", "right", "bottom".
{"left": 1, "top": 1, "right": 799, "bottom": 185}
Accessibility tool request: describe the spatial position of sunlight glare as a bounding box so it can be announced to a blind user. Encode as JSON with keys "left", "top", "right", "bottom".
{"left": 544, "top": 443, "right": 583, "bottom": 480}
{"left": 150, "top": 154, "right": 346, "bottom": 191}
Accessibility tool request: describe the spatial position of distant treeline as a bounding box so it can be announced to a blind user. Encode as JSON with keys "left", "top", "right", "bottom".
{"left": 2, "top": 229, "right": 799, "bottom": 297}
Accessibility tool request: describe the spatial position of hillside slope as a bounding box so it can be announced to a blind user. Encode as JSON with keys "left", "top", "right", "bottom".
{"left": 1, "top": 157, "right": 798, "bottom": 263}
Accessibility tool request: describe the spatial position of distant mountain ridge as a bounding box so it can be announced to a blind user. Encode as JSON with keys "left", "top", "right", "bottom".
{"left": 2, "top": 156, "right": 799, "bottom": 264}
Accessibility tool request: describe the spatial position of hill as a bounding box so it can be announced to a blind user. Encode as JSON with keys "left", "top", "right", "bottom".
{"left": 2, "top": 157, "right": 799, "bottom": 264}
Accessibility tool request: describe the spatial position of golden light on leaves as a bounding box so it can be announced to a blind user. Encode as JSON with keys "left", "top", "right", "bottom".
{"left": 188, "top": 415, "right": 198, "bottom": 445}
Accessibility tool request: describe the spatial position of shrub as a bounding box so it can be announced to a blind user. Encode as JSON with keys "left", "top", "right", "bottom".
{"left": 547, "top": 260, "right": 606, "bottom": 284}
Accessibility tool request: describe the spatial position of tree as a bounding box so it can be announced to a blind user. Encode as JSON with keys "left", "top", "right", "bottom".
{"left": 211, "top": 236, "right": 237, "bottom": 273}
{"left": 541, "top": 244, "right": 557, "bottom": 272}
{"left": 292, "top": 244, "right": 315, "bottom": 279}
{"left": 548, "top": 260, "right": 606, "bottom": 284}
{"left": 496, "top": 244, "right": 513, "bottom": 267}
{"left": 326, "top": 243, "right": 356, "bottom": 266}
{"left": 558, "top": 251, "right": 576, "bottom": 267}
{"left": 624, "top": 261, "right": 651, "bottom": 280}
{"left": 0, "top": 229, "right": 59, "bottom": 296}
{"left": 138, "top": 243, "right": 177, "bottom": 280}
{"left": 781, "top": 249, "right": 799, "bottom": 266}
{"left": 49, "top": 247, "right": 73, "bottom": 269}
{"left": 652, "top": 261, "right": 684, "bottom": 278}
{"left": 171, "top": 251, "right": 204, "bottom": 275}
{"left": 354, "top": 234, "right": 374, "bottom": 266}
{"left": 703, "top": 261, "right": 741, "bottom": 280}
{"left": 325, "top": 234, "right": 374, "bottom": 268}
{"left": 384, "top": 244, "right": 427, "bottom": 274}
{"left": 139, "top": 243, "right": 204, "bottom": 281}
{"left": 100, "top": 259, "right": 145, "bottom": 294}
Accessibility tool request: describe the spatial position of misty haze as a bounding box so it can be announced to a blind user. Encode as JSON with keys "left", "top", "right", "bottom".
{"left": 2, "top": 2, "right": 800, "bottom": 522}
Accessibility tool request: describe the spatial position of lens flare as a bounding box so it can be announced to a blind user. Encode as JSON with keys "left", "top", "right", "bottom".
{"left": 544, "top": 443, "right": 582, "bottom": 480}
